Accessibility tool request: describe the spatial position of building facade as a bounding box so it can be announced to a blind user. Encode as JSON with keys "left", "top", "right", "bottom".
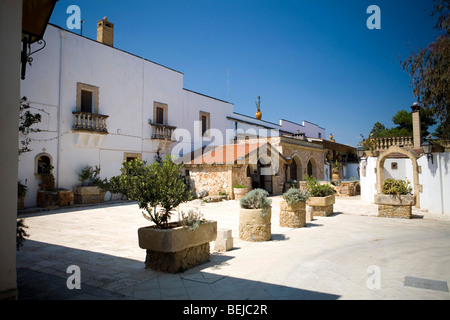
{"left": 19, "top": 19, "right": 354, "bottom": 208}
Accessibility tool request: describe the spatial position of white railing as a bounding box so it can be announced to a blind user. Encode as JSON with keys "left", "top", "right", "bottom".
{"left": 150, "top": 123, "right": 177, "bottom": 140}
{"left": 72, "top": 111, "right": 109, "bottom": 133}
{"left": 375, "top": 136, "right": 414, "bottom": 150}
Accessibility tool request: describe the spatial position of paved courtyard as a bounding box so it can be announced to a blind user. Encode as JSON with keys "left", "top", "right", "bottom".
{"left": 16, "top": 196, "right": 450, "bottom": 300}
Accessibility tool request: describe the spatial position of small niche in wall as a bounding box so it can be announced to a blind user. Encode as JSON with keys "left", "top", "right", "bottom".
{"left": 391, "top": 162, "right": 398, "bottom": 170}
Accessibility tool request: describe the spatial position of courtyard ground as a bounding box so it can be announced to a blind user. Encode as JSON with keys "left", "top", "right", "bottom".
{"left": 16, "top": 195, "right": 450, "bottom": 300}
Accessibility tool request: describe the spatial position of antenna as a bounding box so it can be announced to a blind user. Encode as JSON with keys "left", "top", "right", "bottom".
{"left": 227, "top": 67, "right": 230, "bottom": 102}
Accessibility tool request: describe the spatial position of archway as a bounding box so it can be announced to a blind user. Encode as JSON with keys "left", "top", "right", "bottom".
{"left": 376, "top": 146, "right": 420, "bottom": 208}
{"left": 257, "top": 157, "right": 273, "bottom": 194}
{"left": 307, "top": 157, "right": 318, "bottom": 179}
{"left": 289, "top": 156, "right": 302, "bottom": 181}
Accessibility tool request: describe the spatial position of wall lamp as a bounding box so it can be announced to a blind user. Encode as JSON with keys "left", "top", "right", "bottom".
{"left": 422, "top": 139, "right": 433, "bottom": 164}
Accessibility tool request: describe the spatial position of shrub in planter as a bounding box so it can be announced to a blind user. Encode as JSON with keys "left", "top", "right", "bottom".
{"left": 233, "top": 184, "right": 247, "bottom": 200}
{"left": 305, "top": 175, "right": 336, "bottom": 217}
{"left": 375, "top": 178, "right": 415, "bottom": 219}
{"left": 74, "top": 165, "right": 105, "bottom": 204}
{"left": 103, "top": 156, "right": 216, "bottom": 273}
{"left": 239, "top": 188, "right": 272, "bottom": 241}
{"left": 18, "top": 180, "right": 27, "bottom": 210}
{"left": 280, "top": 188, "right": 310, "bottom": 228}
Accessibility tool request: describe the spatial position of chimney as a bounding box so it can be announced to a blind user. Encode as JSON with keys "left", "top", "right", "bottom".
{"left": 97, "top": 17, "right": 114, "bottom": 47}
{"left": 411, "top": 102, "right": 421, "bottom": 149}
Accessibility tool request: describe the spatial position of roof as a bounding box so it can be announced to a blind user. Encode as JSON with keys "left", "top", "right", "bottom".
{"left": 178, "top": 142, "right": 286, "bottom": 166}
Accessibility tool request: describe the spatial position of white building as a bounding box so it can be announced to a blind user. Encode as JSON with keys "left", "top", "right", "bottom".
{"left": 19, "top": 19, "right": 330, "bottom": 208}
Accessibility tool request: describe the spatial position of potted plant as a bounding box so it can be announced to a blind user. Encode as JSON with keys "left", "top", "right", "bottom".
{"left": 37, "top": 165, "right": 74, "bottom": 208}
{"left": 280, "top": 188, "right": 310, "bottom": 228}
{"left": 104, "top": 156, "right": 216, "bottom": 273}
{"left": 332, "top": 160, "right": 340, "bottom": 182}
{"left": 233, "top": 184, "right": 247, "bottom": 200}
{"left": 305, "top": 175, "right": 336, "bottom": 217}
{"left": 239, "top": 188, "right": 272, "bottom": 241}
{"left": 255, "top": 96, "right": 262, "bottom": 120}
{"left": 358, "top": 135, "right": 379, "bottom": 157}
{"left": 18, "top": 180, "right": 27, "bottom": 210}
{"left": 73, "top": 165, "right": 105, "bottom": 204}
{"left": 374, "top": 178, "right": 415, "bottom": 219}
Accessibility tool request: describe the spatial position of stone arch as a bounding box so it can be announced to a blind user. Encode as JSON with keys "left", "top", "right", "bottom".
{"left": 376, "top": 145, "right": 421, "bottom": 208}
{"left": 306, "top": 156, "right": 318, "bottom": 179}
{"left": 289, "top": 155, "right": 303, "bottom": 181}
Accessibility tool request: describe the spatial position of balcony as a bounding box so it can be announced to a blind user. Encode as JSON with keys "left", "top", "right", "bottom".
{"left": 150, "top": 123, "right": 177, "bottom": 140}
{"left": 72, "top": 111, "right": 109, "bottom": 134}
{"left": 374, "top": 136, "right": 413, "bottom": 150}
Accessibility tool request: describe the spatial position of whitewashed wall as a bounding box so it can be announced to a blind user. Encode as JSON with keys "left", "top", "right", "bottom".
{"left": 360, "top": 154, "right": 450, "bottom": 215}
{"left": 19, "top": 25, "right": 233, "bottom": 207}
{"left": 279, "top": 119, "right": 326, "bottom": 139}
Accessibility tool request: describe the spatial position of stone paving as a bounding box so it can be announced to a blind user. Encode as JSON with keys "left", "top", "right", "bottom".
{"left": 16, "top": 196, "right": 450, "bottom": 300}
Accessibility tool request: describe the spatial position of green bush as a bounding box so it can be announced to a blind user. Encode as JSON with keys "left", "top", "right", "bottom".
{"left": 382, "top": 178, "right": 412, "bottom": 195}
{"left": 305, "top": 175, "right": 336, "bottom": 197}
{"left": 100, "top": 156, "right": 192, "bottom": 228}
{"left": 77, "top": 165, "right": 100, "bottom": 185}
{"left": 234, "top": 184, "right": 246, "bottom": 188}
{"left": 282, "top": 188, "right": 310, "bottom": 205}
{"left": 240, "top": 188, "right": 272, "bottom": 210}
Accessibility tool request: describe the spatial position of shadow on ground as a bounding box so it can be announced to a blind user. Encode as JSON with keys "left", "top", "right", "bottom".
{"left": 17, "top": 240, "right": 340, "bottom": 300}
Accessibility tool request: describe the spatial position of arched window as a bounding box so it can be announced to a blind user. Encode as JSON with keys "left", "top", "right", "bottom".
{"left": 35, "top": 153, "right": 52, "bottom": 175}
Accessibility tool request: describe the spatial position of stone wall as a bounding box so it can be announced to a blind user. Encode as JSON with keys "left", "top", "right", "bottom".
{"left": 187, "top": 165, "right": 232, "bottom": 197}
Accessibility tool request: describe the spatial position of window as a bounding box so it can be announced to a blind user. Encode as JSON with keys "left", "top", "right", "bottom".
{"left": 156, "top": 107, "right": 164, "bottom": 125}
{"left": 153, "top": 102, "right": 168, "bottom": 125}
{"left": 81, "top": 90, "right": 93, "bottom": 113}
{"left": 123, "top": 152, "right": 142, "bottom": 162}
{"left": 199, "top": 111, "right": 210, "bottom": 137}
{"left": 77, "top": 83, "right": 99, "bottom": 114}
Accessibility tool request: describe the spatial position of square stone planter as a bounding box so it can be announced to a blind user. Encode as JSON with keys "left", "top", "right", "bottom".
{"left": 73, "top": 186, "right": 105, "bottom": 204}
{"left": 239, "top": 207, "right": 272, "bottom": 241}
{"left": 37, "top": 189, "right": 74, "bottom": 208}
{"left": 307, "top": 195, "right": 335, "bottom": 217}
{"left": 138, "top": 220, "right": 217, "bottom": 273}
{"left": 279, "top": 200, "right": 306, "bottom": 228}
{"left": 374, "top": 194, "right": 416, "bottom": 219}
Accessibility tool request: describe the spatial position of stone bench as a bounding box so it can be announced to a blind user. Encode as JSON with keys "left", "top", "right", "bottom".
{"left": 214, "top": 228, "right": 233, "bottom": 252}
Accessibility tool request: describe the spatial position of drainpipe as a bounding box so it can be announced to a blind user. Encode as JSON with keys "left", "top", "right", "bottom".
{"left": 56, "top": 30, "right": 65, "bottom": 190}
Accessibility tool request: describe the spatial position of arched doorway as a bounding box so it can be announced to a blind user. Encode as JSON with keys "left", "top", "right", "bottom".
{"left": 307, "top": 157, "right": 317, "bottom": 179}
{"left": 376, "top": 146, "right": 420, "bottom": 208}
{"left": 257, "top": 157, "right": 273, "bottom": 194}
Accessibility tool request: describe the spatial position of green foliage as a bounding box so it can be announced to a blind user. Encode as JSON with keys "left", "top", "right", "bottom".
{"left": 233, "top": 184, "right": 246, "bottom": 188}
{"left": 240, "top": 188, "right": 272, "bottom": 210}
{"left": 19, "top": 96, "right": 41, "bottom": 156}
{"left": 401, "top": 0, "right": 449, "bottom": 139}
{"left": 332, "top": 160, "right": 339, "bottom": 174}
{"left": 370, "top": 109, "right": 437, "bottom": 138}
{"left": 77, "top": 165, "right": 101, "bottom": 185}
{"left": 180, "top": 208, "right": 205, "bottom": 231}
{"left": 18, "top": 181, "right": 27, "bottom": 196}
{"left": 358, "top": 136, "right": 378, "bottom": 151}
{"left": 17, "top": 218, "right": 29, "bottom": 250}
{"left": 382, "top": 178, "right": 412, "bottom": 195}
{"left": 286, "top": 180, "right": 298, "bottom": 189}
{"left": 101, "top": 156, "right": 192, "bottom": 228}
{"left": 282, "top": 188, "right": 310, "bottom": 205}
{"left": 305, "top": 175, "right": 336, "bottom": 197}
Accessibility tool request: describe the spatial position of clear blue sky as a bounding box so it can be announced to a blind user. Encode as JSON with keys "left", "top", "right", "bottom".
{"left": 49, "top": 0, "right": 439, "bottom": 147}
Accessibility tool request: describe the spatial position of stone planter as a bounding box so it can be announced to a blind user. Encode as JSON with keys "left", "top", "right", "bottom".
{"left": 279, "top": 200, "right": 306, "bottom": 228}
{"left": 138, "top": 220, "right": 217, "bottom": 273}
{"left": 374, "top": 194, "right": 416, "bottom": 219}
{"left": 37, "top": 189, "right": 74, "bottom": 208}
{"left": 239, "top": 207, "right": 271, "bottom": 241}
{"left": 73, "top": 186, "right": 105, "bottom": 204}
{"left": 233, "top": 187, "right": 247, "bottom": 200}
{"left": 307, "top": 195, "right": 335, "bottom": 217}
